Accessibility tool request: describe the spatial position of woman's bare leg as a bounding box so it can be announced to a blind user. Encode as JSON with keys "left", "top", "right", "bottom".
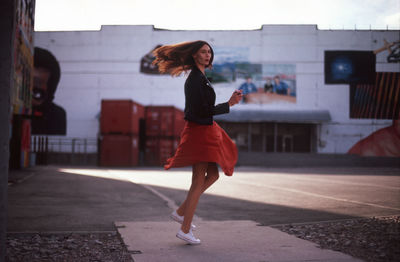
{"left": 176, "top": 163, "right": 220, "bottom": 223}
{"left": 180, "top": 162, "right": 209, "bottom": 233}
{"left": 203, "top": 162, "right": 220, "bottom": 190}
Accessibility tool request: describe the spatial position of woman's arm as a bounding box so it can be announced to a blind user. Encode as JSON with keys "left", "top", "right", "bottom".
{"left": 213, "top": 102, "right": 230, "bottom": 115}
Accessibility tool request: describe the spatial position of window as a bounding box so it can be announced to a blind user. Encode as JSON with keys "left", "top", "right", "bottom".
{"left": 219, "top": 122, "right": 315, "bottom": 153}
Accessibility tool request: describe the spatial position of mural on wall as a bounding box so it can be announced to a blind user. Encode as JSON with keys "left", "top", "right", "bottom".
{"left": 348, "top": 119, "right": 400, "bottom": 157}
{"left": 140, "top": 45, "right": 297, "bottom": 104}
{"left": 207, "top": 47, "right": 297, "bottom": 104}
{"left": 373, "top": 39, "right": 400, "bottom": 63}
{"left": 205, "top": 47, "right": 250, "bottom": 83}
{"left": 10, "top": 0, "right": 36, "bottom": 169}
{"left": 335, "top": 49, "right": 400, "bottom": 157}
{"left": 140, "top": 45, "right": 162, "bottom": 74}
{"left": 32, "top": 47, "right": 67, "bottom": 135}
{"left": 350, "top": 72, "right": 400, "bottom": 119}
{"left": 231, "top": 63, "right": 297, "bottom": 104}
{"left": 348, "top": 72, "right": 400, "bottom": 157}
{"left": 324, "top": 51, "right": 376, "bottom": 84}
{"left": 12, "top": 0, "right": 35, "bottom": 115}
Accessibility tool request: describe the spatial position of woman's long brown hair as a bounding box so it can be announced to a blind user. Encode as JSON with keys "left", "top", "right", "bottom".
{"left": 152, "top": 40, "right": 214, "bottom": 76}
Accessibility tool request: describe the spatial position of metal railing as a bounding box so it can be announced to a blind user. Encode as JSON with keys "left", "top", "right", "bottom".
{"left": 31, "top": 136, "right": 98, "bottom": 165}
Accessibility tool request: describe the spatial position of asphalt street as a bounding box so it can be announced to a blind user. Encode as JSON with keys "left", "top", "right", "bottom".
{"left": 7, "top": 165, "right": 400, "bottom": 232}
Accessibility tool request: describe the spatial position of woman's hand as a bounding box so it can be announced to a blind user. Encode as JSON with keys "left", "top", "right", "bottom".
{"left": 228, "top": 90, "right": 243, "bottom": 106}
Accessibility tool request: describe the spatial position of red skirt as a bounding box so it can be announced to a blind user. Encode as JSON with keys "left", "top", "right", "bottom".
{"left": 164, "top": 121, "right": 238, "bottom": 176}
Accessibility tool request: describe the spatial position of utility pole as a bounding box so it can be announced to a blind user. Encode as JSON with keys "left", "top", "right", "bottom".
{"left": 0, "top": 0, "right": 16, "bottom": 261}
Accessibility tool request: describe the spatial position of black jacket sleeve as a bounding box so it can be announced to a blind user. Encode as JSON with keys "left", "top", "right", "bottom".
{"left": 191, "top": 80, "right": 229, "bottom": 117}
{"left": 212, "top": 102, "right": 230, "bottom": 116}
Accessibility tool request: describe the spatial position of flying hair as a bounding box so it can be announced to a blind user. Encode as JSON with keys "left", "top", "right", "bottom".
{"left": 152, "top": 40, "right": 214, "bottom": 76}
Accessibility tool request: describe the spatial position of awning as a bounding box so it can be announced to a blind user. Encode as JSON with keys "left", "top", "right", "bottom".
{"left": 214, "top": 109, "right": 331, "bottom": 123}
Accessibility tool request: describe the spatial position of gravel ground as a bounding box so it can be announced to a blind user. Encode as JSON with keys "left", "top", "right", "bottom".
{"left": 6, "top": 232, "right": 133, "bottom": 262}
{"left": 274, "top": 215, "right": 400, "bottom": 262}
{"left": 6, "top": 216, "right": 400, "bottom": 262}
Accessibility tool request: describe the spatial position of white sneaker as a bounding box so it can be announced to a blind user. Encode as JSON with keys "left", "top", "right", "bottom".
{"left": 176, "top": 229, "right": 201, "bottom": 245}
{"left": 170, "top": 210, "right": 196, "bottom": 230}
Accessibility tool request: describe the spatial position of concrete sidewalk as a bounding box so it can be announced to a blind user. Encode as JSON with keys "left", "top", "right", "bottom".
{"left": 115, "top": 220, "right": 363, "bottom": 262}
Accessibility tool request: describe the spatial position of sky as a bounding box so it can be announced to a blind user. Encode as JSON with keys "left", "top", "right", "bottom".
{"left": 34, "top": 0, "right": 400, "bottom": 31}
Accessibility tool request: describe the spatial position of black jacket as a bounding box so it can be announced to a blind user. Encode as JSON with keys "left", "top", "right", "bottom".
{"left": 184, "top": 66, "right": 229, "bottom": 125}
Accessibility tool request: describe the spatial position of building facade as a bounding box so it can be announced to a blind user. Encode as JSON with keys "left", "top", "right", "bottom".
{"left": 33, "top": 25, "right": 399, "bottom": 161}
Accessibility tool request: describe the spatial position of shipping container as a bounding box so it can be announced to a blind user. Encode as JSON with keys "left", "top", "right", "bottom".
{"left": 145, "top": 137, "right": 179, "bottom": 166}
{"left": 145, "top": 106, "right": 185, "bottom": 137}
{"left": 100, "top": 134, "right": 139, "bottom": 166}
{"left": 101, "top": 100, "right": 145, "bottom": 135}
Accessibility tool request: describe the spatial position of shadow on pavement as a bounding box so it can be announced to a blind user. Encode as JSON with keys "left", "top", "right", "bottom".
{"left": 7, "top": 167, "right": 171, "bottom": 232}
{"left": 6, "top": 165, "right": 381, "bottom": 233}
{"left": 147, "top": 184, "right": 363, "bottom": 226}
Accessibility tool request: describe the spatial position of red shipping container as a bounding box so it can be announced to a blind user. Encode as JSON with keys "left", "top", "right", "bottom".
{"left": 145, "top": 137, "right": 179, "bottom": 166}
{"left": 100, "top": 135, "right": 139, "bottom": 166}
{"left": 101, "top": 100, "right": 145, "bottom": 135}
{"left": 145, "top": 106, "right": 185, "bottom": 137}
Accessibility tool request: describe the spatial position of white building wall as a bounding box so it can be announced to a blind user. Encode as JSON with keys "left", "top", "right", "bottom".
{"left": 34, "top": 25, "right": 398, "bottom": 153}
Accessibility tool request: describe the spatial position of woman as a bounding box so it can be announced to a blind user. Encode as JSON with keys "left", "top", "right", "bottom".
{"left": 153, "top": 40, "right": 242, "bottom": 245}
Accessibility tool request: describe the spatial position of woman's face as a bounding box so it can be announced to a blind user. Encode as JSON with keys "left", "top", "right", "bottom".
{"left": 193, "top": 44, "right": 212, "bottom": 68}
